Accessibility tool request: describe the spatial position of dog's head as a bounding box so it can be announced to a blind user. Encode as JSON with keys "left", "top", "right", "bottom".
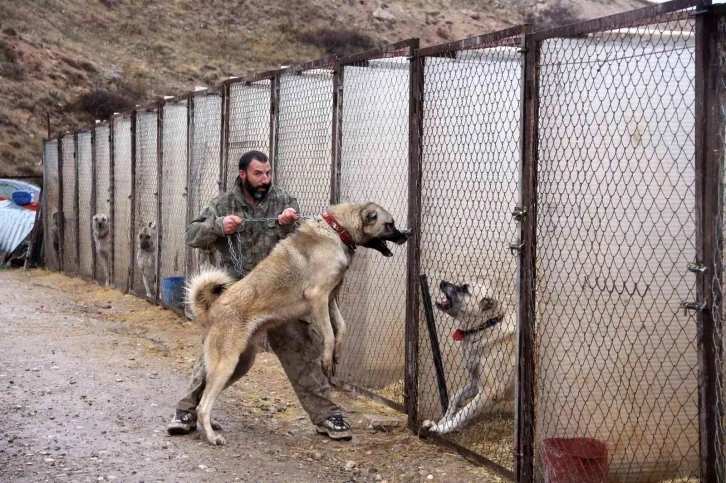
{"left": 93, "top": 214, "right": 110, "bottom": 234}
{"left": 138, "top": 221, "right": 156, "bottom": 251}
{"left": 357, "top": 203, "right": 410, "bottom": 257}
{"left": 436, "top": 280, "right": 503, "bottom": 329}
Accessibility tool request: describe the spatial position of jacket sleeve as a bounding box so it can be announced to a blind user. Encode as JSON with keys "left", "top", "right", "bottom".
{"left": 278, "top": 196, "right": 301, "bottom": 239}
{"left": 185, "top": 202, "right": 225, "bottom": 247}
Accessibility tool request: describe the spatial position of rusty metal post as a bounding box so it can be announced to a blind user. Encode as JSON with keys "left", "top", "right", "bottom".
{"left": 405, "top": 39, "right": 422, "bottom": 428}
{"left": 90, "top": 126, "right": 98, "bottom": 281}
{"left": 330, "top": 64, "right": 343, "bottom": 205}
{"left": 694, "top": 4, "right": 724, "bottom": 481}
{"left": 129, "top": 110, "right": 138, "bottom": 292}
{"left": 57, "top": 137, "right": 65, "bottom": 273}
{"left": 270, "top": 74, "right": 281, "bottom": 182}
{"left": 185, "top": 95, "right": 194, "bottom": 287}
{"left": 515, "top": 30, "right": 539, "bottom": 483}
{"left": 74, "top": 132, "right": 80, "bottom": 278}
{"left": 221, "top": 84, "right": 231, "bottom": 192}
{"left": 155, "top": 103, "right": 164, "bottom": 303}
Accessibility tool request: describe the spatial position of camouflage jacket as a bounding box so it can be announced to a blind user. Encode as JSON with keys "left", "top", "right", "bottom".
{"left": 185, "top": 177, "right": 300, "bottom": 279}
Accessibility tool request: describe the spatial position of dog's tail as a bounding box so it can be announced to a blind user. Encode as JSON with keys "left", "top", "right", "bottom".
{"left": 186, "top": 269, "right": 235, "bottom": 323}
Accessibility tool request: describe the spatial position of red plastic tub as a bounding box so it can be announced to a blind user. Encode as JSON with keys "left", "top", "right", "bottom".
{"left": 541, "top": 437, "right": 608, "bottom": 483}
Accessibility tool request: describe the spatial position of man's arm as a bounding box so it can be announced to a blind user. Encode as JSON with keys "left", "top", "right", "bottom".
{"left": 277, "top": 196, "right": 302, "bottom": 238}
{"left": 185, "top": 203, "right": 226, "bottom": 247}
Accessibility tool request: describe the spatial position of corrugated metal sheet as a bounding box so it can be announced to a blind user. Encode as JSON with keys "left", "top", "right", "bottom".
{"left": 0, "top": 200, "right": 35, "bottom": 262}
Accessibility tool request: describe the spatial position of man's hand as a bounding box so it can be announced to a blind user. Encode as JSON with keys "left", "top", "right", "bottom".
{"left": 277, "top": 208, "right": 299, "bottom": 226}
{"left": 222, "top": 215, "right": 243, "bottom": 235}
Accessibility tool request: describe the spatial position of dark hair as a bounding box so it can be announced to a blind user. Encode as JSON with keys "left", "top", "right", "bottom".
{"left": 238, "top": 150, "right": 269, "bottom": 172}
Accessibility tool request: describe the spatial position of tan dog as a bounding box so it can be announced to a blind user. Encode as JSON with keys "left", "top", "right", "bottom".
{"left": 136, "top": 221, "right": 156, "bottom": 298}
{"left": 92, "top": 214, "right": 111, "bottom": 286}
{"left": 186, "top": 202, "right": 409, "bottom": 445}
{"left": 422, "top": 280, "right": 516, "bottom": 435}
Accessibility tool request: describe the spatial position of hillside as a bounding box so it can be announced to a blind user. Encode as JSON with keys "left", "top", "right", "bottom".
{"left": 0, "top": 0, "right": 649, "bottom": 179}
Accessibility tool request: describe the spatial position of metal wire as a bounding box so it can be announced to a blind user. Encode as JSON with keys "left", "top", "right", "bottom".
{"left": 227, "top": 81, "right": 271, "bottom": 190}
{"left": 77, "top": 131, "right": 93, "bottom": 280}
{"left": 112, "top": 115, "right": 133, "bottom": 291}
{"left": 94, "top": 125, "right": 111, "bottom": 284}
{"left": 43, "top": 140, "right": 60, "bottom": 272}
{"left": 61, "top": 134, "right": 76, "bottom": 276}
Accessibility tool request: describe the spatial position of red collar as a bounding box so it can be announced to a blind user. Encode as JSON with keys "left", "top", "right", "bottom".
{"left": 321, "top": 210, "right": 356, "bottom": 251}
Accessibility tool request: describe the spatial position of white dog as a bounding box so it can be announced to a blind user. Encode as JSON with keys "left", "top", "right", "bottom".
{"left": 422, "top": 280, "right": 516, "bottom": 435}
{"left": 136, "top": 221, "right": 156, "bottom": 298}
{"left": 92, "top": 214, "right": 111, "bottom": 286}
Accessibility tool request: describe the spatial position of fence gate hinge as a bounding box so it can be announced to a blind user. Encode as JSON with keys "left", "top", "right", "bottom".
{"left": 512, "top": 207, "right": 527, "bottom": 222}
{"left": 687, "top": 262, "right": 707, "bottom": 275}
{"left": 680, "top": 301, "right": 706, "bottom": 316}
{"left": 509, "top": 243, "right": 524, "bottom": 254}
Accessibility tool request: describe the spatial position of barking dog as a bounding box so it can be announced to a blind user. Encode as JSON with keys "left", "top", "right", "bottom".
{"left": 422, "top": 280, "right": 516, "bottom": 435}
{"left": 186, "top": 202, "right": 409, "bottom": 446}
{"left": 92, "top": 214, "right": 111, "bottom": 286}
{"left": 136, "top": 221, "right": 156, "bottom": 298}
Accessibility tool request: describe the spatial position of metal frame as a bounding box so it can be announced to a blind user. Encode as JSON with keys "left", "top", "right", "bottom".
{"left": 90, "top": 126, "right": 98, "bottom": 282}
{"left": 108, "top": 116, "right": 116, "bottom": 286}
{"left": 155, "top": 101, "right": 164, "bottom": 305}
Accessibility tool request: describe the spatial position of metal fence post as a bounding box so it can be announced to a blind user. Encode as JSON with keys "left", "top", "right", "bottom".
{"left": 156, "top": 103, "right": 164, "bottom": 303}
{"left": 270, "top": 74, "right": 280, "bottom": 182}
{"left": 109, "top": 117, "right": 116, "bottom": 285}
{"left": 56, "top": 138, "right": 65, "bottom": 273}
{"left": 129, "top": 110, "right": 138, "bottom": 292}
{"left": 405, "top": 39, "right": 422, "bottom": 428}
{"left": 185, "top": 95, "right": 194, "bottom": 285}
{"left": 221, "top": 84, "right": 231, "bottom": 192}
{"left": 695, "top": 4, "right": 724, "bottom": 481}
{"left": 91, "top": 126, "right": 98, "bottom": 280}
{"left": 330, "top": 64, "right": 343, "bottom": 205}
{"left": 515, "top": 30, "right": 539, "bottom": 483}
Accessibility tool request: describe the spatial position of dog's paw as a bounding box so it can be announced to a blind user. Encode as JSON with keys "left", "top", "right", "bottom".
{"left": 421, "top": 420, "right": 440, "bottom": 433}
{"left": 207, "top": 434, "right": 226, "bottom": 446}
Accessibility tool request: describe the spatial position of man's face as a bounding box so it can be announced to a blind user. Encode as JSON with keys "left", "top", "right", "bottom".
{"left": 239, "top": 159, "right": 272, "bottom": 200}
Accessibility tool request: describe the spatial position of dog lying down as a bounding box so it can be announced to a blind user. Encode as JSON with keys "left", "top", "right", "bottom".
{"left": 186, "top": 202, "right": 410, "bottom": 445}
{"left": 422, "top": 280, "right": 516, "bottom": 435}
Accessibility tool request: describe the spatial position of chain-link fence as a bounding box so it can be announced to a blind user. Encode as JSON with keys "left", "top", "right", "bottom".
{"left": 94, "top": 124, "right": 112, "bottom": 284}
{"left": 112, "top": 114, "right": 133, "bottom": 292}
{"left": 133, "top": 108, "right": 159, "bottom": 300}
{"left": 43, "top": 140, "right": 60, "bottom": 272}
{"left": 42, "top": 2, "right": 726, "bottom": 479}
{"left": 159, "top": 99, "right": 189, "bottom": 312}
{"left": 77, "top": 131, "right": 94, "bottom": 281}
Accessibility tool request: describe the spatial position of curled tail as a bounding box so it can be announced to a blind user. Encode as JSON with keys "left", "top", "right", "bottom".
{"left": 186, "top": 269, "right": 235, "bottom": 324}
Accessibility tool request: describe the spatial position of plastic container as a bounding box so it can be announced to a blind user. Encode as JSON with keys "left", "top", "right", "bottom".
{"left": 12, "top": 190, "right": 33, "bottom": 206}
{"left": 541, "top": 437, "right": 608, "bottom": 483}
{"left": 161, "top": 277, "right": 186, "bottom": 308}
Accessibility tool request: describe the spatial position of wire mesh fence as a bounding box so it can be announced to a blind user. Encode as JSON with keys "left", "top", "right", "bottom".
{"left": 60, "top": 134, "right": 76, "bottom": 276}
{"left": 41, "top": 3, "right": 726, "bottom": 479}
{"left": 133, "top": 108, "right": 159, "bottom": 300}
{"left": 187, "top": 91, "right": 222, "bottom": 275}
{"left": 276, "top": 68, "right": 333, "bottom": 216}
{"left": 77, "top": 131, "right": 94, "bottom": 281}
{"left": 94, "top": 125, "right": 112, "bottom": 285}
{"left": 112, "top": 114, "right": 133, "bottom": 292}
{"left": 43, "top": 140, "right": 60, "bottom": 272}
{"left": 335, "top": 52, "right": 412, "bottom": 407}
{"left": 416, "top": 32, "right": 523, "bottom": 473}
{"left": 159, "top": 100, "right": 189, "bottom": 311}
{"left": 226, "top": 80, "right": 271, "bottom": 191}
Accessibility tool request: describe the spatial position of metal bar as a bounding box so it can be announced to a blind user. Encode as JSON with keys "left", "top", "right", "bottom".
{"left": 416, "top": 25, "right": 526, "bottom": 57}
{"left": 531, "top": 0, "right": 700, "bottom": 41}
{"left": 74, "top": 132, "right": 80, "bottom": 278}
{"left": 155, "top": 103, "right": 164, "bottom": 304}
{"left": 90, "top": 126, "right": 98, "bottom": 281}
{"left": 129, "top": 110, "right": 137, "bottom": 292}
{"left": 420, "top": 275, "right": 449, "bottom": 414}
{"left": 514, "top": 31, "right": 539, "bottom": 483}
{"left": 109, "top": 117, "right": 116, "bottom": 286}
{"left": 405, "top": 38, "right": 422, "bottom": 428}
{"left": 329, "top": 377, "right": 406, "bottom": 413}
{"left": 695, "top": 5, "right": 723, "bottom": 481}
{"left": 279, "top": 55, "right": 338, "bottom": 74}
{"left": 413, "top": 421, "right": 515, "bottom": 479}
{"left": 330, "top": 65, "right": 343, "bottom": 205}
{"left": 221, "top": 83, "right": 230, "bottom": 192}
{"left": 185, "top": 95, "right": 194, "bottom": 287}
{"left": 336, "top": 39, "right": 418, "bottom": 66}
{"left": 269, "top": 74, "right": 280, "bottom": 181}
{"left": 57, "top": 137, "right": 64, "bottom": 273}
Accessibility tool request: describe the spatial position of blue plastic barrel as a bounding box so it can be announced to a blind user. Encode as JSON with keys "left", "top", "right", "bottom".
{"left": 162, "top": 277, "right": 186, "bottom": 308}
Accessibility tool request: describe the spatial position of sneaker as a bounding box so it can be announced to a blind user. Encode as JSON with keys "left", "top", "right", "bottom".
{"left": 316, "top": 413, "right": 352, "bottom": 441}
{"left": 167, "top": 409, "right": 195, "bottom": 436}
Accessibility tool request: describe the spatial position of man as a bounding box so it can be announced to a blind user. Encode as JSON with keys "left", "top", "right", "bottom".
{"left": 167, "top": 150, "right": 351, "bottom": 440}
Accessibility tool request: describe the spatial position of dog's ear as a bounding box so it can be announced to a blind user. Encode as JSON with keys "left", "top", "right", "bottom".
{"left": 479, "top": 297, "right": 494, "bottom": 312}
{"left": 361, "top": 206, "right": 378, "bottom": 225}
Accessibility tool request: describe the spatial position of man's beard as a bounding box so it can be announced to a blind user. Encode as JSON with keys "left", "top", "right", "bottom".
{"left": 244, "top": 178, "right": 271, "bottom": 200}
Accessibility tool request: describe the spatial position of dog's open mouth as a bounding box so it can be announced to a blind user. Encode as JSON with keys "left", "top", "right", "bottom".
{"left": 364, "top": 239, "right": 393, "bottom": 257}
{"left": 436, "top": 293, "right": 453, "bottom": 311}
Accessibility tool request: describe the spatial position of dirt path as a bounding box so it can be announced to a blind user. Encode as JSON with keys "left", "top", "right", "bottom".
{"left": 0, "top": 269, "right": 502, "bottom": 483}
